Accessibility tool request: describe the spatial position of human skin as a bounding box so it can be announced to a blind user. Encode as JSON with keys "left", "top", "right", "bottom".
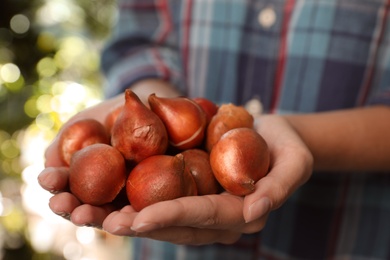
{"left": 38, "top": 79, "right": 390, "bottom": 245}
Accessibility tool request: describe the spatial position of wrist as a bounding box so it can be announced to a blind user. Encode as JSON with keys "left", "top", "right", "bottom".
{"left": 253, "top": 113, "right": 314, "bottom": 194}
{"left": 281, "top": 106, "right": 390, "bottom": 172}
{"left": 130, "top": 78, "right": 181, "bottom": 104}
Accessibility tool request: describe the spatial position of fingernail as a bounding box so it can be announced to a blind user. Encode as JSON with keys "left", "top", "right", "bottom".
{"left": 56, "top": 212, "right": 71, "bottom": 221}
{"left": 84, "top": 223, "right": 102, "bottom": 229}
{"left": 245, "top": 197, "right": 271, "bottom": 223}
{"left": 38, "top": 170, "right": 54, "bottom": 190}
{"left": 131, "top": 222, "right": 161, "bottom": 233}
{"left": 106, "top": 225, "right": 137, "bottom": 236}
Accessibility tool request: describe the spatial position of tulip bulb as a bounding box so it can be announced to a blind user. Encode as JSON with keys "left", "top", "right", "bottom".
{"left": 111, "top": 89, "right": 168, "bottom": 164}
{"left": 210, "top": 128, "right": 270, "bottom": 196}
{"left": 58, "top": 118, "right": 110, "bottom": 166}
{"left": 206, "top": 103, "right": 254, "bottom": 151}
{"left": 69, "top": 143, "right": 127, "bottom": 206}
{"left": 148, "top": 94, "right": 207, "bottom": 150}
{"left": 126, "top": 154, "right": 197, "bottom": 211}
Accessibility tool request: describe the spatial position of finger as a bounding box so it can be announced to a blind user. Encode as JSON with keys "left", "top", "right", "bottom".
{"left": 70, "top": 203, "right": 116, "bottom": 229}
{"left": 103, "top": 206, "right": 138, "bottom": 236}
{"left": 130, "top": 194, "right": 245, "bottom": 233}
{"left": 49, "top": 192, "right": 81, "bottom": 218}
{"left": 137, "top": 226, "right": 242, "bottom": 245}
{"left": 238, "top": 212, "right": 269, "bottom": 234}
{"left": 241, "top": 115, "right": 313, "bottom": 223}
{"left": 44, "top": 137, "right": 64, "bottom": 167}
{"left": 103, "top": 207, "right": 242, "bottom": 245}
{"left": 243, "top": 121, "right": 313, "bottom": 223}
{"left": 38, "top": 167, "right": 69, "bottom": 193}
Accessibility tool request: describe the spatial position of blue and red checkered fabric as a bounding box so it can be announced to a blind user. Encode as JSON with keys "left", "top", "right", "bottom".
{"left": 101, "top": 0, "right": 390, "bottom": 259}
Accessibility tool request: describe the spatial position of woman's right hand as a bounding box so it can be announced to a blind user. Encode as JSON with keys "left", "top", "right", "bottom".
{"left": 39, "top": 92, "right": 125, "bottom": 228}
{"left": 38, "top": 79, "right": 180, "bottom": 228}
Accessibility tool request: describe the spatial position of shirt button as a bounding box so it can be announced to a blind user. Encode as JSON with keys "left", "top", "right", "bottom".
{"left": 258, "top": 7, "right": 276, "bottom": 28}
{"left": 245, "top": 97, "right": 263, "bottom": 116}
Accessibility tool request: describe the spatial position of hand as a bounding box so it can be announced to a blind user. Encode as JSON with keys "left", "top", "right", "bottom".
{"left": 243, "top": 115, "right": 313, "bottom": 220}
{"left": 101, "top": 115, "right": 313, "bottom": 245}
{"left": 38, "top": 93, "right": 125, "bottom": 228}
{"left": 44, "top": 78, "right": 179, "bottom": 168}
{"left": 38, "top": 79, "right": 181, "bottom": 227}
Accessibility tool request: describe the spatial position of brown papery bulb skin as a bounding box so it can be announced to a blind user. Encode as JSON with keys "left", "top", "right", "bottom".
{"left": 69, "top": 143, "right": 127, "bottom": 206}
{"left": 210, "top": 128, "right": 270, "bottom": 196}
{"left": 104, "top": 105, "right": 123, "bottom": 135}
{"left": 206, "top": 103, "right": 254, "bottom": 152}
{"left": 126, "top": 154, "right": 197, "bottom": 212}
{"left": 111, "top": 89, "right": 168, "bottom": 164}
{"left": 58, "top": 118, "right": 110, "bottom": 166}
{"left": 181, "top": 149, "right": 220, "bottom": 195}
{"left": 148, "top": 94, "right": 207, "bottom": 150}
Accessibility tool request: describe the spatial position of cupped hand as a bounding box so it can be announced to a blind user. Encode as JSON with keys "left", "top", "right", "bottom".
{"left": 38, "top": 93, "right": 125, "bottom": 228}
{"left": 43, "top": 93, "right": 124, "bottom": 168}
{"left": 243, "top": 115, "right": 313, "bottom": 221}
{"left": 101, "top": 114, "right": 314, "bottom": 245}
{"left": 38, "top": 166, "right": 119, "bottom": 228}
{"left": 38, "top": 79, "right": 181, "bottom": 228}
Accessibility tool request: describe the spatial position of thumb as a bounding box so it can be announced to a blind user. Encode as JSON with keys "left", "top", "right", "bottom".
{"left": 44, "top": 137, "right": 64, "bottom": 167}
{"left": 243, "top": 150, "right": 312, "bottom": 223}
{"left": 242, "top": 114, "right": 314, "bottom": 223}
{"left": 242, "top": 175, "right": 281, "bottom": 223}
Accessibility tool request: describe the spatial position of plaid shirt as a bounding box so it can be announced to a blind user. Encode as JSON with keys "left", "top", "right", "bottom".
{"left": 101, "top": 0, "right": 390, "bottom": 259}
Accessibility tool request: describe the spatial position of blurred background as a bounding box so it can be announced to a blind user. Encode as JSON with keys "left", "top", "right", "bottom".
{"left": 0, "top": 0, "right": 132, "bottom": 259}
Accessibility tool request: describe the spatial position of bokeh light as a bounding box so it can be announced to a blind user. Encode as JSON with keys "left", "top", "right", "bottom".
{"left": 76, "top": 227, "right": 96, "bottom": 245}
{"left": 1, "top": 139, "right": 19, "bottom": 159}
{"left": 36, "top": 1, "right": 72, "bottom": 26}
{"left": 35, "top": 113, "right": 56, "bottom": 131}
{"left": 36, "top": 0, "right": 86, "bottom": 29}
{"left": 1, "top": 0, "right": 130, "bottom": 258}
{"left": 24, "top": 97, "right": 40, "bottom": 118}
{"left": 36, "top": 32, "right": 57, "bottom": 53}
{"left": 36, "top": 57, "right": 57, "bottom": 78}
{"left": 63, "top": 241, "right": 83, "bottom": 260}
{"left": 0, "top": 63, "right": 20, "bottom": 83}
{"left": 28, "top": 219, "right": 56, "bottom": 252}
{"left": 0, "top": 196, "right": 14, "bottom": 217}
{"left": 10, "top": 14, "right": 30, "bottom": 34}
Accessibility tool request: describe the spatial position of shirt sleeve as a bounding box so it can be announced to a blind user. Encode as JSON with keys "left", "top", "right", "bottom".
{"left": 100, "top": 0, "right": 184, "bottom": 98}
